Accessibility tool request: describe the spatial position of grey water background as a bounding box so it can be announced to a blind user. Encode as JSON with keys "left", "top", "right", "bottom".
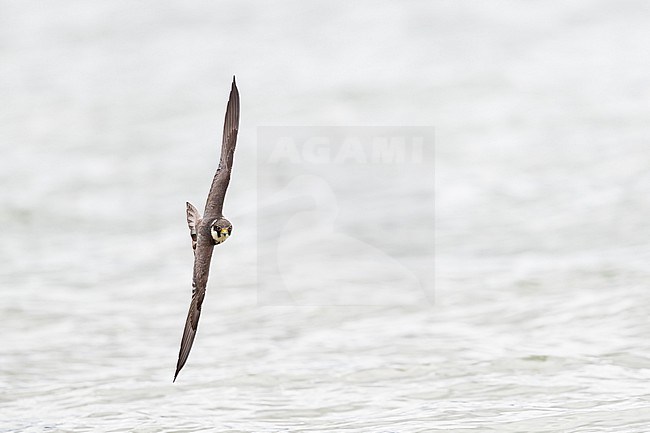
{"left": 2, "top": 1, "right": 650, "bottom": 431}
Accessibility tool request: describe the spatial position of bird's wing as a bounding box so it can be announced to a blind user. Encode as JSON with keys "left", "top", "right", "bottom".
{"left": 186, "top": 202, "right": 201, "bottom": 251}
{"left": 204, "top": 76, "right": 240, "bottom": 219}
{"left": 174, "top": 243, "right": 214, "bottom": 382}
{"left": 174, "top": 288, "right": 202, "bottom": 382}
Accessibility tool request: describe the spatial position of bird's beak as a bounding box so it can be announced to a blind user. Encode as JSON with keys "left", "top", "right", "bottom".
{"left": 220, "top": 228, "right": 230, "bottom": 237}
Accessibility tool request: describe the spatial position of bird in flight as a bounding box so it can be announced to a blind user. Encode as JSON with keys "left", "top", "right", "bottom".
{"left": 174, "top": 76, "right": 240, "bottom": 382}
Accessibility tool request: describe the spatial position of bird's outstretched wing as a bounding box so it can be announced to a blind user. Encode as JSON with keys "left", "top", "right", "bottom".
{"left": 186, "top": 202, "right": 201, "bottom": 251}
{"left": 204, "top": 76, "right": 240, "bottom": 219}
{"left": 174, "top": 244, "right": 214, "bottom": 382}
{"left": 174, "top": 289, "right": 202, "bottom": 382}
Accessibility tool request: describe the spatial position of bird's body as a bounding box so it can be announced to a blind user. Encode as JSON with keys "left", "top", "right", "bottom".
{"left": 174, "top": 77, "right": 240, "bottom": 382}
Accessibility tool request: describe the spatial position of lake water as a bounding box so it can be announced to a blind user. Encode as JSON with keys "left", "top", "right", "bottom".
{"left": 2, "top": 1, "right": 650, "bottom": 431}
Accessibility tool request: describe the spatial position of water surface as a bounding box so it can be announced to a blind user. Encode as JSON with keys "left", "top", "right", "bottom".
{"left": 2, "top": 1, "right": 650, "bottom": 431}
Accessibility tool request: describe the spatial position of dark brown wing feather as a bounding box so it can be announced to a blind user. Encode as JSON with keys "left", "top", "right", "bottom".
{"left": 174, "top": 292, "right": 202, "bottom": 382}
{"left": 204, "top": 76, "right": 240, "bottom": 218}
{"left": 174, "top": 233, "right": 215, "bottom": 381}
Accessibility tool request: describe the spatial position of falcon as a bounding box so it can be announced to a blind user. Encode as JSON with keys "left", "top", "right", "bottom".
{"left": 174, "top": 76, "right": 240, "bottom": 382}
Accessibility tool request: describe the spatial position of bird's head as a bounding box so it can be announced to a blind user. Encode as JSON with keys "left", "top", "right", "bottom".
{"left": 210, "top": 217, "right": 232, "bottom": 245}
